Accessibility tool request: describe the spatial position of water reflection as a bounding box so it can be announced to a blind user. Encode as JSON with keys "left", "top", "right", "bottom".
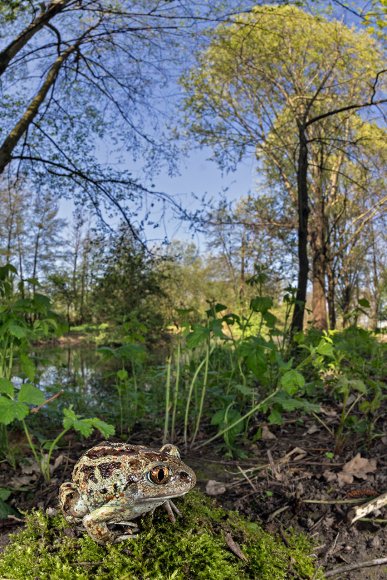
{"left": 33, "top": 345, "right": 120, "bottom": 419}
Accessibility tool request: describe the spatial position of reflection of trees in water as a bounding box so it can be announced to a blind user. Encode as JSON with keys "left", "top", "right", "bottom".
{"left": 34, "top": 346, "right": 120, "bottom": 416}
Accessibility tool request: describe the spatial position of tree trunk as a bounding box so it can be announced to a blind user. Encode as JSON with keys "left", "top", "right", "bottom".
{"left": 0, "top": 0, "right": 70, "bottom": 78}
{"left": 0, "top": 40, "right": 82, "bottom": 174}
{"left": 290, "top": 124, "right": 309, "bottom": 335}
{"left": 326, "top": 258, "right": 336, "bottom": 329}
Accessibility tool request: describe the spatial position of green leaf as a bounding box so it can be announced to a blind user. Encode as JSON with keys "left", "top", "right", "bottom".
{"left": 116, "top": 369, "right": 129, "bottom": 381}
{"left": 268, "top": 408, "right": 283, "bottom": 425}
{"left": 18, "top": 384, "right": 45, "bottom": 405}
{"left": 358, "top": 298, "right": 370, "bottom": 308}
{"left": 0, "top": 378, "right": 14, "bottom": 397}
{"left": 263, "top": 311, "right": 277, "bottom": 328}
{"left": 0, "top": 487, "right": 11, "bottom": 501}
{"left": 206, "top": 303, "right": 227, "bottom": 316}
{"left": 316, "top": 341, "right": 335, "bottom": 358}
{"left": 250, "top": 296, "right": 273, "bottom": 314}
{"left": 234, "top": 383, "right": 254, "bottom": 396}
{"left": 8, "top": 322, "right": 27, "bottom": 338}
{"left": 19, "top": 353, "right": 35, "bottom": 381}
{"left": 0, "top": 396, "right": 29, "bottom": 424}
{"left": 348, "top": 379, "right": 367, "bottom": 394}
{"left": 72, "top": 419, "right": 94, "bottom": 438}
{"left": 0, "top": 499, "right": 20, "bottom": 519}
{"left": 186, "top": 325, "right": 210, "bottom": 348}
{"left": 90, "top": 418, "right": 115, "bottom": 438}
{"left": 62, "top": 407, "right": 78, "bottom": 429}
{"left": 280, "top": 370, "right": 305, "bottom": 395}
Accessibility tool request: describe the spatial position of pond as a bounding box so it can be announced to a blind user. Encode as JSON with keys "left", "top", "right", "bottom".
{"left": 27, "top": 344, "right": 164, "bottom": 436}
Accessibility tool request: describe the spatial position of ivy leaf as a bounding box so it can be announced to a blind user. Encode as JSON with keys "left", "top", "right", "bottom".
{"left": 18, "top": 384, "right": 45, "bottom": 405}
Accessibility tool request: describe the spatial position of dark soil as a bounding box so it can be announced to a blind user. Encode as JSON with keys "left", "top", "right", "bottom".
{"left": 1, "top": 414, "right": 386, "bottom": 579}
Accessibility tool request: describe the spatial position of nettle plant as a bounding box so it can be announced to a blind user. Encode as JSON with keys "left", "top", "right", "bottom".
{"left": 0, "top": 264, "right": 114, "bottom": 479}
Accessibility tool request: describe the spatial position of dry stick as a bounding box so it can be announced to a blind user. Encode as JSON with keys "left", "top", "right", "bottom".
{"left": 30, "top": 390, "right": 64, "bottom": 413}
{"left": 193, "top": 389, "right": 280, "bottom": 449}
{"left": 351, "top": 491, "right": 387, "bottom": 523}
{"left": 325, "top": 557, "right": 387, "bottom": 578}
{"left": 302, "top": 498, "right": 369, "bottom": 505}
{"left": 237, "top": 464, "right": 258, "bottom": 492}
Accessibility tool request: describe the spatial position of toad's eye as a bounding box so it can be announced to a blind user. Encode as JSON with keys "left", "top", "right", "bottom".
{"left": 148, "top": 466, "right": 170, "bottom": 484}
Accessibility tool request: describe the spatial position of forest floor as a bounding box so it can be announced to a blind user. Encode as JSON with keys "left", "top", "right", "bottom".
{"left": 0, "top": 411, "right": 386, "bottom": 579}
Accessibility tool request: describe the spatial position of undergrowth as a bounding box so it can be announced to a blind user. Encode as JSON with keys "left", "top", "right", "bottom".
{"left": 0, "top": 491, "right": 323, "bottom": 579}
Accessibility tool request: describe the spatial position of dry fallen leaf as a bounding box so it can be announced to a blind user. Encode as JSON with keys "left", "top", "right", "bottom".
{"left": 205, "top": 479, "right": 227, "bottom": 496}
{"left": 342, "top": 454, "right": 377, "bottom": 480}
{"left": 224, "top": 531, "right": 248, "bottom": 561}
{"left": 335, "top": 454, "right": 377, "bottom": 487}
{"left": 323, "top": 470, "right": 337, "bottom": 483}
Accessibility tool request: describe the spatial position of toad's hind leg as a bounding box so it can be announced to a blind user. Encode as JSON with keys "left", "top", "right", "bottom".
{"left": 59, "top": 482, "right": 88, "bottom": 524}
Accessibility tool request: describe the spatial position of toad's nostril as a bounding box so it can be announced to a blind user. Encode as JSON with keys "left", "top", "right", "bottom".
{"left": 180, "top": 471, "right": 190, "bottom": 481}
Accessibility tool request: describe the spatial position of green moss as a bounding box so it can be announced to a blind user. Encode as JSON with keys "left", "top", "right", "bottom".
{"left": 0, "top": 492, "right": 324, "bottom": 579}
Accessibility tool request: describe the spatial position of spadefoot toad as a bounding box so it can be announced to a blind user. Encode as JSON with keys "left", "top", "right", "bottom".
{"left": 59, "top": 441, "right": 196, "bottom": 544}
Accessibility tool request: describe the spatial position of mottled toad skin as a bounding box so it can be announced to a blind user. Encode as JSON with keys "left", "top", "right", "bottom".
{"left": 59, "top": 441, "right": 196, "bottom": 544}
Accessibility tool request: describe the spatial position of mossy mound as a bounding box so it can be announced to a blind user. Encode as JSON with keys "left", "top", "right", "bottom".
{"left": 0, "top": 491, "right": 323, "bottom": 579}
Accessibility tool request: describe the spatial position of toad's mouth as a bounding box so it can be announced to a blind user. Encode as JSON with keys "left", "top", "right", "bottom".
{"left": 134, "top": 492, "right": 188, "bottom": 503}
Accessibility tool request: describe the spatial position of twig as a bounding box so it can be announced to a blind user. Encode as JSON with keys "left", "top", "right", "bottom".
{"left": 236, "top": 464, "right": 258, "bottom": 492}
{"left": 325, "top": 557, "right": 387, "bottom": 577}
{"left": 30, "top": 390, "right": 64, "bottom": 413}
{"left": 351, "top": 491, "right": 387, "bottom": 523}
{"left": 302, "top": 498, "right": 368, "bottom": 505}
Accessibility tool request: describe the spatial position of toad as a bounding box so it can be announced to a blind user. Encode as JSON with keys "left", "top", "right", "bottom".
{"left": 59, "top": 441, "right": 196, "bottom": 544}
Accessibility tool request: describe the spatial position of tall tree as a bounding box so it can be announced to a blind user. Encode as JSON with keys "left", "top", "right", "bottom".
{"left": 182, "top": 5, "right": 386, "bottom": 333}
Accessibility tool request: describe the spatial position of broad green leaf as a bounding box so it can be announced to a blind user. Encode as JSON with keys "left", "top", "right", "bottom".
{"left": 206, "top": 303, "right": 227, "bottom": 316}
{"left": 358, "top": 298, "right": 370, "bottom": 308}
{"left": 0, "top": 378, "right": 14, "bottom": 397}
{"left": 268, "top": 408, "right": 283, "bottom": 425}
{"left": 91, "top": 418, "right": 115, "bottom": 438}
{"left": 0, "top": 487, "right": 11, "bottom": 501}
{"left": 0, "top": 397, "right": 29, "bottom": 424}
{"left": 263, "top": 311, "right": 277, "bottom": 328}
{"left": 8, "top": 322, "right": 27, "bottom": 339}
{"left": 280, "top": 370, "right": 305, "bottom": 395}
{"left": 18, "top": 384, "right": 45, "bottom": 405}
{"left": 316, "top": 341, "right": 335, "bottom": 358}
{"left": 186, "top": 325, "right": 210, "bottom": 348}
{"left": 250, "top": 296, "right": 273, "bottom": 314}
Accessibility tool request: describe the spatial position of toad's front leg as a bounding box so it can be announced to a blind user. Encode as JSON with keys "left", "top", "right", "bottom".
{"left": 83, "top": 501, "right": 137, "bottom": 545}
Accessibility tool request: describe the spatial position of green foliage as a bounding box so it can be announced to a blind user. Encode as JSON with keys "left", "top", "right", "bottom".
{"left": 0, "top": 492, "right": 323, "bottom": 579}
{"left": 0, "top": 264, "right": 114, "bottom": 479}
